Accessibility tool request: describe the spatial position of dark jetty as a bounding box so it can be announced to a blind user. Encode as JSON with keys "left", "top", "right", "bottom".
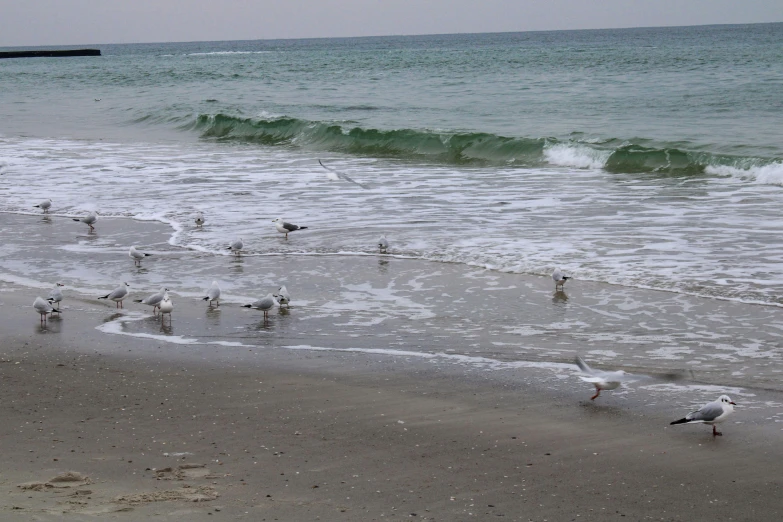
{"left": 0, "top": 49, "right": 101, "bottom": 59}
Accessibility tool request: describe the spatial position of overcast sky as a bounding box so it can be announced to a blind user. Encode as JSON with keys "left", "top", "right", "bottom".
{"left": 1, "top": 0, "right": 781, "bottom": 47}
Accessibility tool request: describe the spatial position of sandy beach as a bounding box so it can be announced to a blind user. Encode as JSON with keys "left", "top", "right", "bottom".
{"left": 2, "top": 261, "right": 783, "bottom": 520}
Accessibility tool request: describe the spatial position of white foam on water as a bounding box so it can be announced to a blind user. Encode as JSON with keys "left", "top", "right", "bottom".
{"left": 543, "top": 143, "right": 611, "bottom": 169}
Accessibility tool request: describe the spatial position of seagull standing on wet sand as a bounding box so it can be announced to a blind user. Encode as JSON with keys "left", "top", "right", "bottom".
{"left": 34, "top": 199, "right": 52, "bottom": 213}
{"left": 129, "top": 246, "right": 152, "bottom": 266}
{"left": 273, "top": 218, "right": 308, "bottom": 239}
{"left": 243, "top": 293, "right": 276, "bottom": 319}
{"left": 98, "top": 282, "right": 130, "bottom": 308}
{"left": 34, "top": 296, "right": 61, "bottom": 324}
{"left": 202, "top": 280, "right": 221, "bottom": 307}
{"left": 47, "top": 282, "right": 65, "bottom": 309}
{"left": 552, "top": 268, "right": 571, "bottom": 290}
{"left": 73, "top": 211, "right": 98, "bottom": 231}
{"left": 670, "top": 395, "right": 736, "bottom": 437}
{"left": 228, "top": 238, "right": 244, "bottom": 256}
{"left": 159, "top": 292, "right": 174, "bottom": 325}
{"left": 273, "top": 285, "right": 290, "bottom": 307}
{"left": 378, "top": 235, "right": 389, "bottom": 253}
{"left": 134, "top": 287, "right": 168, "bottom": 315}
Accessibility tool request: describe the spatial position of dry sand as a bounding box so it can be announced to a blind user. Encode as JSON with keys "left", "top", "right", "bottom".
{"left": 1, "top": 285, "right": 782, "bottom": 521}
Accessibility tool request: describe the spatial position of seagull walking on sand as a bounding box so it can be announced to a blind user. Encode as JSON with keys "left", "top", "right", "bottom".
{"left": 133, "top": 287, "right": 168, "bottom": 315}
{"left": 243, "top": 293, "right": 276, "bottom": 319}
{"left": 73, "top": 211, "right": 98, "bottom": 232}
{"left": 273, "top": 285, "right": 290, "bottom": 307}
{"left": 129, "top": 246, "right": 152, "bottom": 266}
{"left": 228, "top": 238, "right": 244, "bottom": 256}
{"left": 47, "top": 282, "right": 65, "bottom": 309}
{"left": 34, "top": 199, "right": 52, "bottom": 213}
{"left": 98, "top": 282, "right": 130, "bottom": 308}
{"left": 273, "top": 218, "right": 308, "bottom": 239}
{"left": 195, "top": 212, "right": 204, "bottom": 228}
{"left": 670, "top": 395, "right": 736, "bottom": 437}
{"left": 552, "top": 268, "right": 571, "bottom": 290}
{"left": 202, "top": 280, "right": 221, "bottom": 307}
{"left": 34, "top": 296, "right": 61, "bottom": 324}
{"left": 159, "top": 292, "right": 174, "bottom": 325}
{"left": 378, "top": 235, "right": 389, "bottom": 253}
{"left": 574, "top": 356, "right": 686, "bottom": 400}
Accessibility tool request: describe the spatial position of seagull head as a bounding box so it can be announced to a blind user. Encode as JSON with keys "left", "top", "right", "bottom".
{"left": 719, "top": 395, "right": 736, "bottom": 406}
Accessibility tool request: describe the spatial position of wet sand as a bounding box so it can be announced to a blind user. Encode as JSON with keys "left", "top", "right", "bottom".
{"left": 1, "top": 286, "right": 782, "bottom": 521}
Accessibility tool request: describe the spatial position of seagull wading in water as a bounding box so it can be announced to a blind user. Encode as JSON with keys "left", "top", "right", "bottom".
{"left": 195, "top": 212, "right": 204, "bottom": 228}
{"left": 134, "top": 287, "right": 168, "bottom": 315}
{"left": 552, "top": 268, "right": 571, "bottom": 290}
{"left": 273, "top": 285, "right": 290, "bottom": 307}
{"left": 129, "top": 246, "right": 152, "bottom": 266}
{"left": 34, "top": 199, "right": 52, "bottom": 213}
{"left": 73, "top": 211, "right": 98, "bottom": 231}
{"left": 99, "top": 282, "right": 130, "bottom": 308}
{"left": 273, "top": 218, "right": 308, "bottom": 239}
{"left": 202, "top": 280, "right": 221, "bottom": 307}
{"left": 670, "top": 395, "right": 736, "bottom": 437}
{"left": 228, "top": 238, "right": 244, "bottom": 256}
{"left": 159, "top": 292, "right": 174, "bottom": 325}
{"left": 34, "top": 296, "right": 61, "bottom": 324}
{"left": 378, "top": 235, "right": 389, "bottom": 253}
{"left": 243, "top": 293, "right": 276, "bottom": 319}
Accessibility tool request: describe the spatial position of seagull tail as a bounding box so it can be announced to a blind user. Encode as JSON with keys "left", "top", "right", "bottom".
{"left": 242, "top": 304, "right": 252, "bottom": 308}
{"left": 51, "top": 308, "right": 62, "bottom": 314}
{"left": 133, "top": 299, "right": 143, "bottom": 303}
{"left": 144, "top": 253, "right": 152, "bottom": 257}
{"left": 670, "top": 418, "right": 689, "bottom": 425}
{"left": 98, "top": 295, "right": 109, "bottom": 299}
{"left": 202, "top": 296, "right": 210, "bottom": 301}
{"left": 72, "top": 218, "right": 81, "bottom": 222}
{"left": 563, "top": 276, "right": 571, "bottom": 280}
{"left": 299, "top": 226, "right": 308, "bottom": 230}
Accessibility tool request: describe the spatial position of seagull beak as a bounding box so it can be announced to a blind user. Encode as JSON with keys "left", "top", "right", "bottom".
{"left": 730, "top": 401, "right": 736, "bottom": 405}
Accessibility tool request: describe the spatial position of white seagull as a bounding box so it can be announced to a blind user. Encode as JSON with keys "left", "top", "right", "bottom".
{"left": 670, "top": 395, "right": 736, "bottom": 437}
{"left": 159, "top": 292, "right": 174, "bottom": 325}
{"left": 228, "top": 238, "right": 244, "bottom": 256}
{"left": 378, "top": 235, "right": 389, "bottom": 253}
{"left": 574, "top": 356, "right": 686, "bottom": 401}
{"left": 133, "top": 287, "right": 168, "bottom": 315}
{"left": 73, "top": 211, "right": 98, "bottom": 232}
{"left": 318, "top": 159, "right": 370, "bottom": 189}
{"left": 34, "top": 199, "right": 52, "bottom": 213}
{"left": 273, "top": 218, "right": 308, "bottom": 239}
{"left": 552, "top": 268, "right": 571, "bottom": 290}
{"left": 129, "top": 246, "right": 152, "bottom": 266}
{"left": 273, "top": 285, "right": 290, "bottom": 307}
{"left": 195, "top": 212, "right": 204, "bottom": 228}
{"left": 243, "top": 293, "right": 276, "bottom": 319}
{"left": 47, "top": 282, "right": 65, "bottom": 309}
{"left": 98, "top": 282, "right": 130, "bottom": 308}
{"left": 202, "top": 280, "right": 221, "bottom": 307}
{"left": 34, "top": 296, "right": 61, "bottom": 324}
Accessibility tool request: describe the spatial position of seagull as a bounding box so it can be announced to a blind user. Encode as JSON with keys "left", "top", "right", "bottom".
{"left": 378, "top": 235, "right": 389, "bottom": 253}
{"left": 133, "top": 287, "right": 168, "bottom": 315}
{"left": 574, "top": 356, "right": 686, "bottom": 400}
{"left": 195, "top": 212, "right": 205, "bottom": 228}
{"left": 273, "top": 218, "right": 308, "bottom": 239}
{"left": 202, "top": 280, "right": 221, "bottom": 307}
{"left": 98, "top": 282, "right": 130, "bottom": 308}
{"left": 34, "top": 199, "right": 52, "bottom": 213}
{"left": 552, "top": 268, "right": 571, "bottom": 290}
{"left": 73, "top": 211, "right": 98, "bottom": 232}
{"left": 273, "top": 285, "right": 290, "bottom": 307}
{"left": 228, "top": 238, "right": 244, "bottom": 256}
{"left": 129, "top": 246, "right": 152, "bottom": 266}
{"left": 670, "top": 395, "right": 736, "bottom": 437}
{"left": 243, "top": 293, "right": 276, "bottom": 319}
{"left": 34, "top": 296, "right": 61, "bottom": 324}
{"left": 318, "top": 159, "right": 370, "bottom": 189}
{"left": 159, "top": 292, "right": 174, "bottom": 325}
{"left": 47, "top": 282, "right": 65, "bottom": 309}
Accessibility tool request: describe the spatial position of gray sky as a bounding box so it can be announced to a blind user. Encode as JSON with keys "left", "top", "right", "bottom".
{"left": 1, "top": 0, "right": 781, "bottom": 47}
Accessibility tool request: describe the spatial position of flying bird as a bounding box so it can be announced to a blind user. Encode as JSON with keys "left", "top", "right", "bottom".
{"left": 34, "top": 296, "right": 61, "bottom": 324}
{"left": 670, "top": 395, "right": 736, "bottom": 437}
{"left": 318, "top": 159, "right": 370, "bottom": 189}
{"left": 552, "top": 268, "right": 571, "bottom": 290}
{"left": 73, "top": 211, "right": 98, "bottom": 232}
{"left": 243, "top": 293, "right": 276, "bottom": 319}
{"left": 574, "top": 356, "right": 686, "bottom": 400}
{"left": 129, "top": 246, "right": 152, "bottom": 266}
{"left": 34, "top": 199, "right": 52, "bottom": 213}
{"left": 98, "top": 282, "right": 130, "bottom": 308}
{"left": 202, "top": 280, "right": 221, "bottom": 307}
{"left": 273, "top": 218, "right": 308, "bottom": 239}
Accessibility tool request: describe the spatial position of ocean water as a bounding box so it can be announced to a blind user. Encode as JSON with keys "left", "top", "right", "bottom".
{"left": 2, "top": 24, "right": 783, "bottom": 404}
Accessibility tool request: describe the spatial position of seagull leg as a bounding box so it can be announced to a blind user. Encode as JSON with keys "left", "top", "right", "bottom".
{"left": 590, "top": 385, "right": 601, "bottom": 400}
{"left": 713, "top": 426, "right": 722, "bottom": 437}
